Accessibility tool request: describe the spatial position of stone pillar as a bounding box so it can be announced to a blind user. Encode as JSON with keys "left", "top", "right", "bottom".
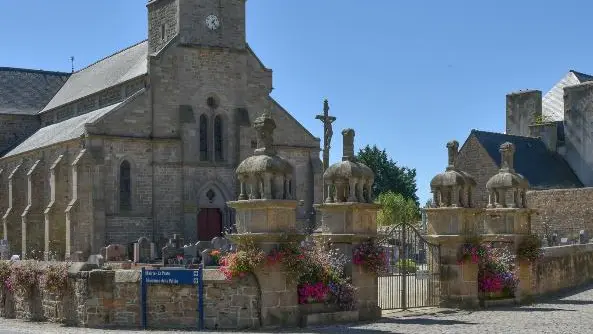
{"left": 44, "top": 154, "right": 69, "bottom": 260}
{"left": 22, "top": 159, "right": 45, "bottom": 259}
{"left": 65, "top": 149, "right": 86, "bottom": 260}
{"left": 484, "top": 207, "right": 535, "bottom": 301}
{"left": 425, "top": 207, "right": 483, "bottom": 308}
{"left": 314, "top": 202, "right": 382, "bottom": 321}
{"left": 3, "top": 163, "right": 26, "bottom": 257}
{"left": 227, "top": 199, "right": 302, "bottom": 327}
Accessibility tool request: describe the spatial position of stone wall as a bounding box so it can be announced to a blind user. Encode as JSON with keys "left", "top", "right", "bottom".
{"left": 527, "top": 244, "right": 593, "bottom": 296}
{"left": 527, "top": 187, "right": 593, "bottom": 239}
{"left": 0, "top": 267, "right": 261, "bottom": 330}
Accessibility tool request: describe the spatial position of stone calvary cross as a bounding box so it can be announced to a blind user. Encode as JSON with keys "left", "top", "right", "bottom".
{"left": 316, "top": 99, "right": 336, "bottom": 200}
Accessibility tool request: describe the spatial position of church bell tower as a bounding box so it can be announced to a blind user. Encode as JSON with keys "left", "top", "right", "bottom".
{"left": 148, "top": 0, "right": 247, "bottom": 53}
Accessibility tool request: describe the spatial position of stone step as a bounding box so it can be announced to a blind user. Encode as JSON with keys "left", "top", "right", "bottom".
{"left": 299, "top": 310, "right": 359, "bottom": 328}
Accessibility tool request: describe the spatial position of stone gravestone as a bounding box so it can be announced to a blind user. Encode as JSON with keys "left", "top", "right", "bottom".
{"left": 87, "top": 254, "right": 105, "bottom": 267}
{"left": 105, "top": 244, "right": 126, "bottom": 261}
{"left": 560, "top": 238, "right": 569, "bottom": 245}
{"left": 184, "top": 244, "right": 198, "bottom": 259}
{"left": 0, "top": 239, "right": 9, "bottom": 260}
{"left": 134, "top": 237, "right": 151, "bottom": 263}
{"left": 162, "top": 243, "right": 184, "bottom": 266}
{"left": 201, "top": 248, "right": 213, "bottom": 267}
{"left": 211, "top": 236, "right": 231, "bottom": 251}
{"left": 171, "top": 234, "right": 184, "bottom": 249}
{"left": 580, "top": 230, "right": 588, "bottom": 244}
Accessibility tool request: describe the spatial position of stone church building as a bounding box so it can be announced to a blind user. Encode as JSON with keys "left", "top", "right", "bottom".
{"left": 0, "top": 0, "right": 323, "bottom": 260}
{"left": 455, "top": 70, "right": 593, "bottom": 207}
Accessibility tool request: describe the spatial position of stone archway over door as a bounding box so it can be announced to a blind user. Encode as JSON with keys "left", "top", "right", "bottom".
{"left": 197, "top": 208, "right": 222, "bottom": 241}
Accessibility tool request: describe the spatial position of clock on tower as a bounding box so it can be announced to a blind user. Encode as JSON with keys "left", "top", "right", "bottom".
{"left": 178, "top": 0, "right": 246, "bottom": 50}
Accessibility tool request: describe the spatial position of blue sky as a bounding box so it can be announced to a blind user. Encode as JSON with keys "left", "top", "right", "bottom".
{"left": 1, "top": 0, "right": 592, "bottom": 204}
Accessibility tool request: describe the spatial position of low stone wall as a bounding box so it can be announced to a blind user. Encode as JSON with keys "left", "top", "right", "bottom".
{"left": 526, "top": 244, "right": 593, "bottom": 297}
{"left": 0, "top": 267, "right": 261, "bottom": 330}
{"left": 527, "top": 188, "right": 593, "bottom": 240}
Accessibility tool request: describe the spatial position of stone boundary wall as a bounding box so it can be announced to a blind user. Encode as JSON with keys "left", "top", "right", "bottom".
{"left": 528, "top": 244, "right": 593, "bottom": 296}
{"left": 0, "top": 268, "right": 260, "bottom": 330}
{"left": 527, "top": 188, "right": 593, "bottom": 239}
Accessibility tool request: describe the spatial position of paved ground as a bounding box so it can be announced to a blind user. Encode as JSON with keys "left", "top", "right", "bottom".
{"left": 1, "top": 285, "right": 593, "bottom": 333}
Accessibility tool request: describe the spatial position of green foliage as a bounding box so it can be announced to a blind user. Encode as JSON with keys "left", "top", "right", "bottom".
{"left": 375, "top": 191, "right": 420, "bottom": 226}
{"left": 10, "top": 260, "right": 42, "bottom": 294}
{"left": 533, "top": 114, "right": 553, "bottom": 125}
{"left": 39, "top": 262, "right": 70, "bottom": 296}
{"left": 355, "top": 145, "right": 418, "bottom": 205}
{"left": 396, "top": 259, "right": 417, "bottom": 273}
{"left": 0, "top": 261, "right": 10, "bottom": 289}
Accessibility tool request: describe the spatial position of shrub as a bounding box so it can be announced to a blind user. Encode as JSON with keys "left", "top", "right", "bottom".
{"left": 219, "top": 237, "right": 265, "bottom": 280}
{"left": 353, "top": 239, "right": 387, "bottom": 275}
{"left": 396, "top": 259, "right": 417, "bottom": 273}
{"left": 10, "top": 261, "right": 41, "bottom": 294}
{"left": 516, "top": 234, "right": 543, "bottom": 262}
{"left": 0, "top": 261, "right": 11, "bottom": 291}
{"left": 478, "top": 245, "right": 519, "bottom": 298}
{"left": 39, "top": 262, "right": 70, "bottom": 296}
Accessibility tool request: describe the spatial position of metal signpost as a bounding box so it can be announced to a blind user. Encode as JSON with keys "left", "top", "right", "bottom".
{"left": 140, "top": 264, "right": 204, "bottom": 330}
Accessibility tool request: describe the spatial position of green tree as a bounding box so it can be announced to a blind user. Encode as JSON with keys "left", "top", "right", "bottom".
{"left": 356, "top": 145, "right": 419, "bottom": 205}
{"left": 375, "top": 191, "right": 420, "bottom": 226}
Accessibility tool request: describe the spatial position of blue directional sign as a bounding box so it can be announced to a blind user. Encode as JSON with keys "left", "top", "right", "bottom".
{"left": 142, "top": 269, "right": 200, "bottom": 285}
{"left": 140, "top": 266, "right": 204, "bottom": 330}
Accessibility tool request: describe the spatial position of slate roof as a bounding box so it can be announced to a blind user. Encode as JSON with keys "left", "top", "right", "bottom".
{"left": 542, "top": 70, "right": 593, "bottom": 121}
{"left": 471, "top": 130, "right": 583, "bottom": 189}
{"left": 41, "top": 40, "right": 148, "bottom": 113}
{"left": 3, "top": 101, "right": 123, "bottom": 158}
{"left": 0, "top": 68, "right": 70, "bottom": 115}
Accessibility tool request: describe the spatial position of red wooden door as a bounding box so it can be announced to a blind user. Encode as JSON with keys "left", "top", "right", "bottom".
{"left": 197, "top": 208, "right": 222, "bottom": 241}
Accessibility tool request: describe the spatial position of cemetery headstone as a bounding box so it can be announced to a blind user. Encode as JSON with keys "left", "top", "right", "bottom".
{"left": 105, "top": 244, "right": 127, "bottom": 261}
{"left": 162, "top": 243, "right": 184, "bottom": 266}
{"left": 211, "top": 236, "right": 231, "bottom": 251}
{"left": 580, "top": 230, "right": 588, "bottom": 244}
{"left": 560, "top": 237, "right": 569, "bottom": 245}
{"left": 87, "top": 254, "right": 105, "bottom": 267}
{"left": 184, "top": 244, "right": 198, "bottom": 259}
{"left": 136, "top": 237, "right": 151, "bottom": 263}
{"left": 201, "top": 249, "right": 213, "bottom": 266}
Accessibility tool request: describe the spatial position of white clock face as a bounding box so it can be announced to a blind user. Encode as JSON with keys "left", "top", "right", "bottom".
{"left": 206, "top": 15, "right": 220, "bottom": 30}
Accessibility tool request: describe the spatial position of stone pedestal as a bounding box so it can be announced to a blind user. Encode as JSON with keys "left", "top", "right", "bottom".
{"left": 314, "top": 202, "right": 381, "bottom": 321}
{"left": 483, "top": 208, "right": 533, "bottom": 235}
{"left": 425, "top": 207, "right": 482, "bottom": 308}
{"left": 227, "top": 199, "right": 303, "bottom": 328}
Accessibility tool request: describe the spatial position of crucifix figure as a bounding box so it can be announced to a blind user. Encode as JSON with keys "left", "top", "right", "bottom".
{"left": 316, "top": 99, "right": 337, "bottom": 203}
{"left": 315, "top": 99, "right": 337, "bottom": 172}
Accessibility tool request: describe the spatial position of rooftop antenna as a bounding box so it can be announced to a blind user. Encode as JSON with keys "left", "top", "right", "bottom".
{"left": 70, "top": 56, "right": 75, "bottom": 73}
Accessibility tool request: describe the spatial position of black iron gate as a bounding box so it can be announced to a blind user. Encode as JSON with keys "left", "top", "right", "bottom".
{"left": 378, "top": 222, "right": 440, "bottom": 310}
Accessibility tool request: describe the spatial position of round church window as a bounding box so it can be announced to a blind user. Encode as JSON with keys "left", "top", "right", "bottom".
{"left": 207, "top": 96, "right": 218, "bottom": 109}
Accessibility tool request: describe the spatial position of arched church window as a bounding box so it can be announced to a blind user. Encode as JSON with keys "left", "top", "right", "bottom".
{"left": 120, "top": 160, "right": 131, "bottom": 211}
{"left": 200, "top": 114, "right": 209, "bottom": 161}
{"left": 214, "top": 115, "right": 223, "bottom": 161}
